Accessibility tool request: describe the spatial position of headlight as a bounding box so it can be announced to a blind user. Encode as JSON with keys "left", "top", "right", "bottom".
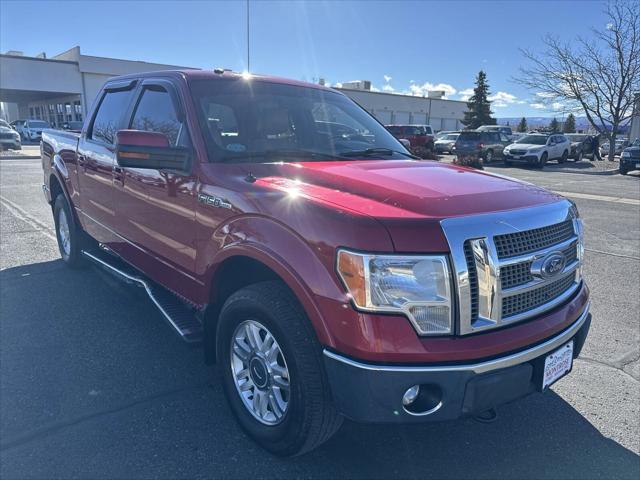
{"left": 621, "top": 151, "right": 631, "bottom": 158}
{"left": 528, "top": 147, "right": 543, "bottom": 152}
{"left": 336, "top": 250, "right": 453, "bottom": 335}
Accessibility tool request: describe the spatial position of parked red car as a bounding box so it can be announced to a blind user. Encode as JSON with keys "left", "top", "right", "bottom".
{"left": 385, "top": 124, "right": 435, "bottom": 153}
{"left": 42, "top": 70, "right": 590, "bottom": 456}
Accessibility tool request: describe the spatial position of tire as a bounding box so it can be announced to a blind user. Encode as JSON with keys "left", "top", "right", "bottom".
{"left": 620, "top": 166, "right": 629, "bottom": 175}
{"left": 216, "top": 281, "right": 343, "bottom": 456}
{"left": 576, "top": 151, "right": 583, "bottom": 162}
{"left": 53, "top": 194, "right": 84, "bottom": 268}
{"left": 558, "top": 150, "right": 568, "bottom": 164}
{"left": 535, "top": 152, "right": 548, "bottom": 169}
{"left": 484, "top": 149, "right": 493, "bottom": 163}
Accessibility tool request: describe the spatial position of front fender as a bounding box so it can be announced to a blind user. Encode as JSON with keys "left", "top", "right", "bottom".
{"left": 200, "top": 215, "right": 355, "bottom": 348}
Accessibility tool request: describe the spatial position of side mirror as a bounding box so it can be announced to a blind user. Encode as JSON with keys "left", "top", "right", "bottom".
{"left": 116, "top": 130, "right": 190, "bottom": 171}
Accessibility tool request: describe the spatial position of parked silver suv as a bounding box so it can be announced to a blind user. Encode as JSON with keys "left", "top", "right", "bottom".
{"left": 503, "top": 134, "right": 570, "bottom": 168}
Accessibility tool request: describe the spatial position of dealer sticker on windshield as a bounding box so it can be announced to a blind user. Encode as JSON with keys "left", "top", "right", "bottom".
{"left": 542, "top": 341, "right": 574, "bottom": 389}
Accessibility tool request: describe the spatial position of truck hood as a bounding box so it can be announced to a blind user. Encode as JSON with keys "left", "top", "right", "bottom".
{"left": 509, "top": 143, "right": 544, "bottom": 150}
{"left": 252, "top": 160, "right": 562, "bottom": 219}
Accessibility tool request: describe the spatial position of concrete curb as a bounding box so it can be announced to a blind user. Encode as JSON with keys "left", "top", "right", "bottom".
{"left": 0, "top": 155, "right": 40, "bottom": 160}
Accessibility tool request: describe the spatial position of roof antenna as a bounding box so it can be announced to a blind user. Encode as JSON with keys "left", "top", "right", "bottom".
{"left": 246, "top": 0, "right": 251, "bottom": 72}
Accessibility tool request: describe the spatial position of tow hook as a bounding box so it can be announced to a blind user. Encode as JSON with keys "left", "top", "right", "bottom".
{"left": 473, "top": 407, "right": 498, "bottom": 423}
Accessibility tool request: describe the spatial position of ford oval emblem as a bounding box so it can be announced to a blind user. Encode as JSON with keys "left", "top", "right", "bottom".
{"left": 531, "top": 252, "right": 566, "bottom": 279}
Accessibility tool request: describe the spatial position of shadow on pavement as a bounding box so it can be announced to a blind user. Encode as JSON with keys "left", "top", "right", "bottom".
{"left": 1, "top": 260, "right": 638, "bottom": 479}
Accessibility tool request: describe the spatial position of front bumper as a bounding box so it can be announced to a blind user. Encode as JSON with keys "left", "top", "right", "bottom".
{"left": 0, "top": 138, "right": 21, "bottom": 149}
{"left": 324, "top": 303, "right": 591, "bottom": 423}
{"left": 620, "top": 156, "right": 640, "bottom": 170}
{"left": 504, "top": 153, "right": 539, "bottom": 164}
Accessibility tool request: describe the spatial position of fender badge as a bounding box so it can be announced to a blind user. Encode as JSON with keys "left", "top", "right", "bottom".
{"left": 198, "top": 193, "right": 232, "bottom": 209}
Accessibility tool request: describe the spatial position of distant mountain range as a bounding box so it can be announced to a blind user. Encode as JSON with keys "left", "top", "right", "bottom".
{"left": 497, "top": 116, "right": 592, "bottom": 129}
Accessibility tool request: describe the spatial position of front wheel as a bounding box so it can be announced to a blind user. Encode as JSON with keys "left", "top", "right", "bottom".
{"left": 535, "top": 152, "right": 548, "bottom": 169}
{"left": 217, "top": 281, "right": 343, "bottom": 456}
{"left": 484, "top": 149, "right": 493, "bottom": 163}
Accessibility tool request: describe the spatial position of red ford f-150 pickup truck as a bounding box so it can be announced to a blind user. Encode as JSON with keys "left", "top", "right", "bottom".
{"left": 42, "top": 70, "right": 590, "bottom": 456}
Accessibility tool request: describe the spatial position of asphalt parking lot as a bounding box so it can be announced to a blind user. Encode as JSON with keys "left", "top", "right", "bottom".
{"left": 1, "top": 154, "right": 639, "bottom": 479}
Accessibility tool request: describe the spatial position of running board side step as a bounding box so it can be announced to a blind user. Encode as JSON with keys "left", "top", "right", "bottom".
{"left": 82, "top": 250, "right": 203, "bottom": 343}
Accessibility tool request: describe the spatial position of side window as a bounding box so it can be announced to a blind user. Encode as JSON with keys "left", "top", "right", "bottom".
{"left": 500, "top": 134, "right": 510, "bottom": 142}
{"left": 130, "top": 87, "right": 182, "bottom": 146}
{"left": 489, "top": 132, "right": 500, "bottom": 142}
{"left": 90, "top": 89, "right": 133, "bottom": 144}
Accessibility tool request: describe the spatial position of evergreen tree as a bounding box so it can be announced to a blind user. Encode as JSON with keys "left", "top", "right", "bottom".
{"left": 517, "top": 117, "right": 528, "bottom": 132}
{"left": 563, "top": 113, "right": 576, "bottom": 133}
{"left": 549, "top": 117, "right": 560, "bottom": 132}
{"left": 461, "top": 70, "right": 495, "bottom": 129}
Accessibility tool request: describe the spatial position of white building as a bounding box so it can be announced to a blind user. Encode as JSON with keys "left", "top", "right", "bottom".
{"left": 0, "top": 46, "right": 195, "bottom": 125}
{"left": 336, "top": 84, "right": 467, "bottom": 132}
{"left": 1, "top": 47, "right": 468, "bottom": 132}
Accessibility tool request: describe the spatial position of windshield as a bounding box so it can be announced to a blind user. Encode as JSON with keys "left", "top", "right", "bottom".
{"left": 190, "top": 78, "right": 409, "bottom": 162}
{"left": 516, "top": 135, "right": 548, "bottom": 145}
{"left": 444, "top": 134, "right": 459, "bottom": 140}
{"left": 29, "top": 121, "right": 49, "bottom": 128}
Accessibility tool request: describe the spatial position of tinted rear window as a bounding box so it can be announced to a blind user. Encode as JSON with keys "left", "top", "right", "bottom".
{"left": 457, "top": 132, "right": 481, "bottom": 140}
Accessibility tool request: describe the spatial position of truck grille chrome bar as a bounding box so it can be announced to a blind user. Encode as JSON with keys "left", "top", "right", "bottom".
{"left": 441, "top": 201, "right": 583, "bottom": 335}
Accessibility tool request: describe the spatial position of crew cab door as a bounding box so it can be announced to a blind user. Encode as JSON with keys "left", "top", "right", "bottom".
{"left": 114, "top": 78, "right": 199, "bottom": 297}
{"left": 77, "top": 80, "right": 137, "bottom": 244}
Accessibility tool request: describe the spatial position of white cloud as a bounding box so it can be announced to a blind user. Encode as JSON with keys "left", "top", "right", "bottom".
{"left": 551, "top": 102, "right": 564, "bottom": 111}
{"left": 407, "top": 82, "right": 457, "bottom": 98}
{"left": 458, "top": 88, "right": 474, "bottom": 101}
{"left": 369, "top": 85, "right": 380, "bottom": 92}
{"left": 536, "top": 92, "right": 555, "bottom": 98}
{"left": 530, "top": 103, "right": 546, "bottom": 109}
{"left": 383, "top": 75, "right": 392, "bottom": 83}
{"left": 382, "top": 84, "right": 395, "bottom": 92}
{"left": 488, "top": 91, "right": 518, "bottom": 108}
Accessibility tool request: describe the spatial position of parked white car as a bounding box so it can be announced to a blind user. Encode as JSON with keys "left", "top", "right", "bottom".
{"left": 434, "top": 132, "right": 459, "bottom": 153}
{"left": 503, "top": 133, "right": 571, "bottom": 168}
{"left": 0, "top": 119, "right": 22, "bottom": 150}
{"left": 22, "top": 119, "right": 51, "bottom": 142}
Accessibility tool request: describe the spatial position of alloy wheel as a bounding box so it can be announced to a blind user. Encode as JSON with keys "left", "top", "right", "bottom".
{"left": 230, "top": 319, "right": 290, "bottom": 425}
{"left": 57, "top": 208, "right": 71, "bottom": 257}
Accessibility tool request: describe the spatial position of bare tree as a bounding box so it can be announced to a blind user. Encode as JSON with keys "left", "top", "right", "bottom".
{"left": 515, "top": 1, "right": 640, "bottom": 161}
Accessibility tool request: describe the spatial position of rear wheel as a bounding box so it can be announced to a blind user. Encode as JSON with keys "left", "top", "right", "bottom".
{"left": 217, "top": 281, "right": 343, "bottom": 456}
{"left": 558, "top": 150, "right": 568, "bottom": 164}
{"left": 53, "top": 194, "right": 84, "bottom": 268}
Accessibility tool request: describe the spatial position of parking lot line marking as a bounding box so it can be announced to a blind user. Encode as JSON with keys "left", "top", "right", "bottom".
{"left": 554, "top": 190, "right": 640, "bottom": 206}
{"left": 0, "top": 195, "right": 56, "bottom": 241}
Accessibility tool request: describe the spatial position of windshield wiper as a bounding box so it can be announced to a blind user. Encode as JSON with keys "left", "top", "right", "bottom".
{"left": 339, "top": 148, "right": 418, "bottom": 159}
{"left": 223, "top": 149, "right": 347, "bottom": 162}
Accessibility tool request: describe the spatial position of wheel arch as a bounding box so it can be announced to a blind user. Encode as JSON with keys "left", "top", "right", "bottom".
{"left": 203, "top": 249, "right": 336, "bottom": 364}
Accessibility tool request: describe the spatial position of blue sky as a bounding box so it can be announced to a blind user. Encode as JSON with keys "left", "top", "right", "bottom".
{"left": 0, "top": 0, "right": 608, "bottom": 117}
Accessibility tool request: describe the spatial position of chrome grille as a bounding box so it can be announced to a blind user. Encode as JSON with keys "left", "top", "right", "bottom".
{"left": 464, "top": 241, "right": 480, "bottom": 321}
{"left": 494, "top": 220, "right": 574, "bottom": 259}
{"left": 441, "top": 201, "right": 583, "bottom": 335}
{"left": 502, "top": 274, "right": 576, "bottom": 318}
{"left": 501, "top": 241, "right": 578, "bottom": 289}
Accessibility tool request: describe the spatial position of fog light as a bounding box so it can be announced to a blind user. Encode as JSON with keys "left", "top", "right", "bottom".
{"left": 402, "top": 385, "right": 420, "bottom": 406}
